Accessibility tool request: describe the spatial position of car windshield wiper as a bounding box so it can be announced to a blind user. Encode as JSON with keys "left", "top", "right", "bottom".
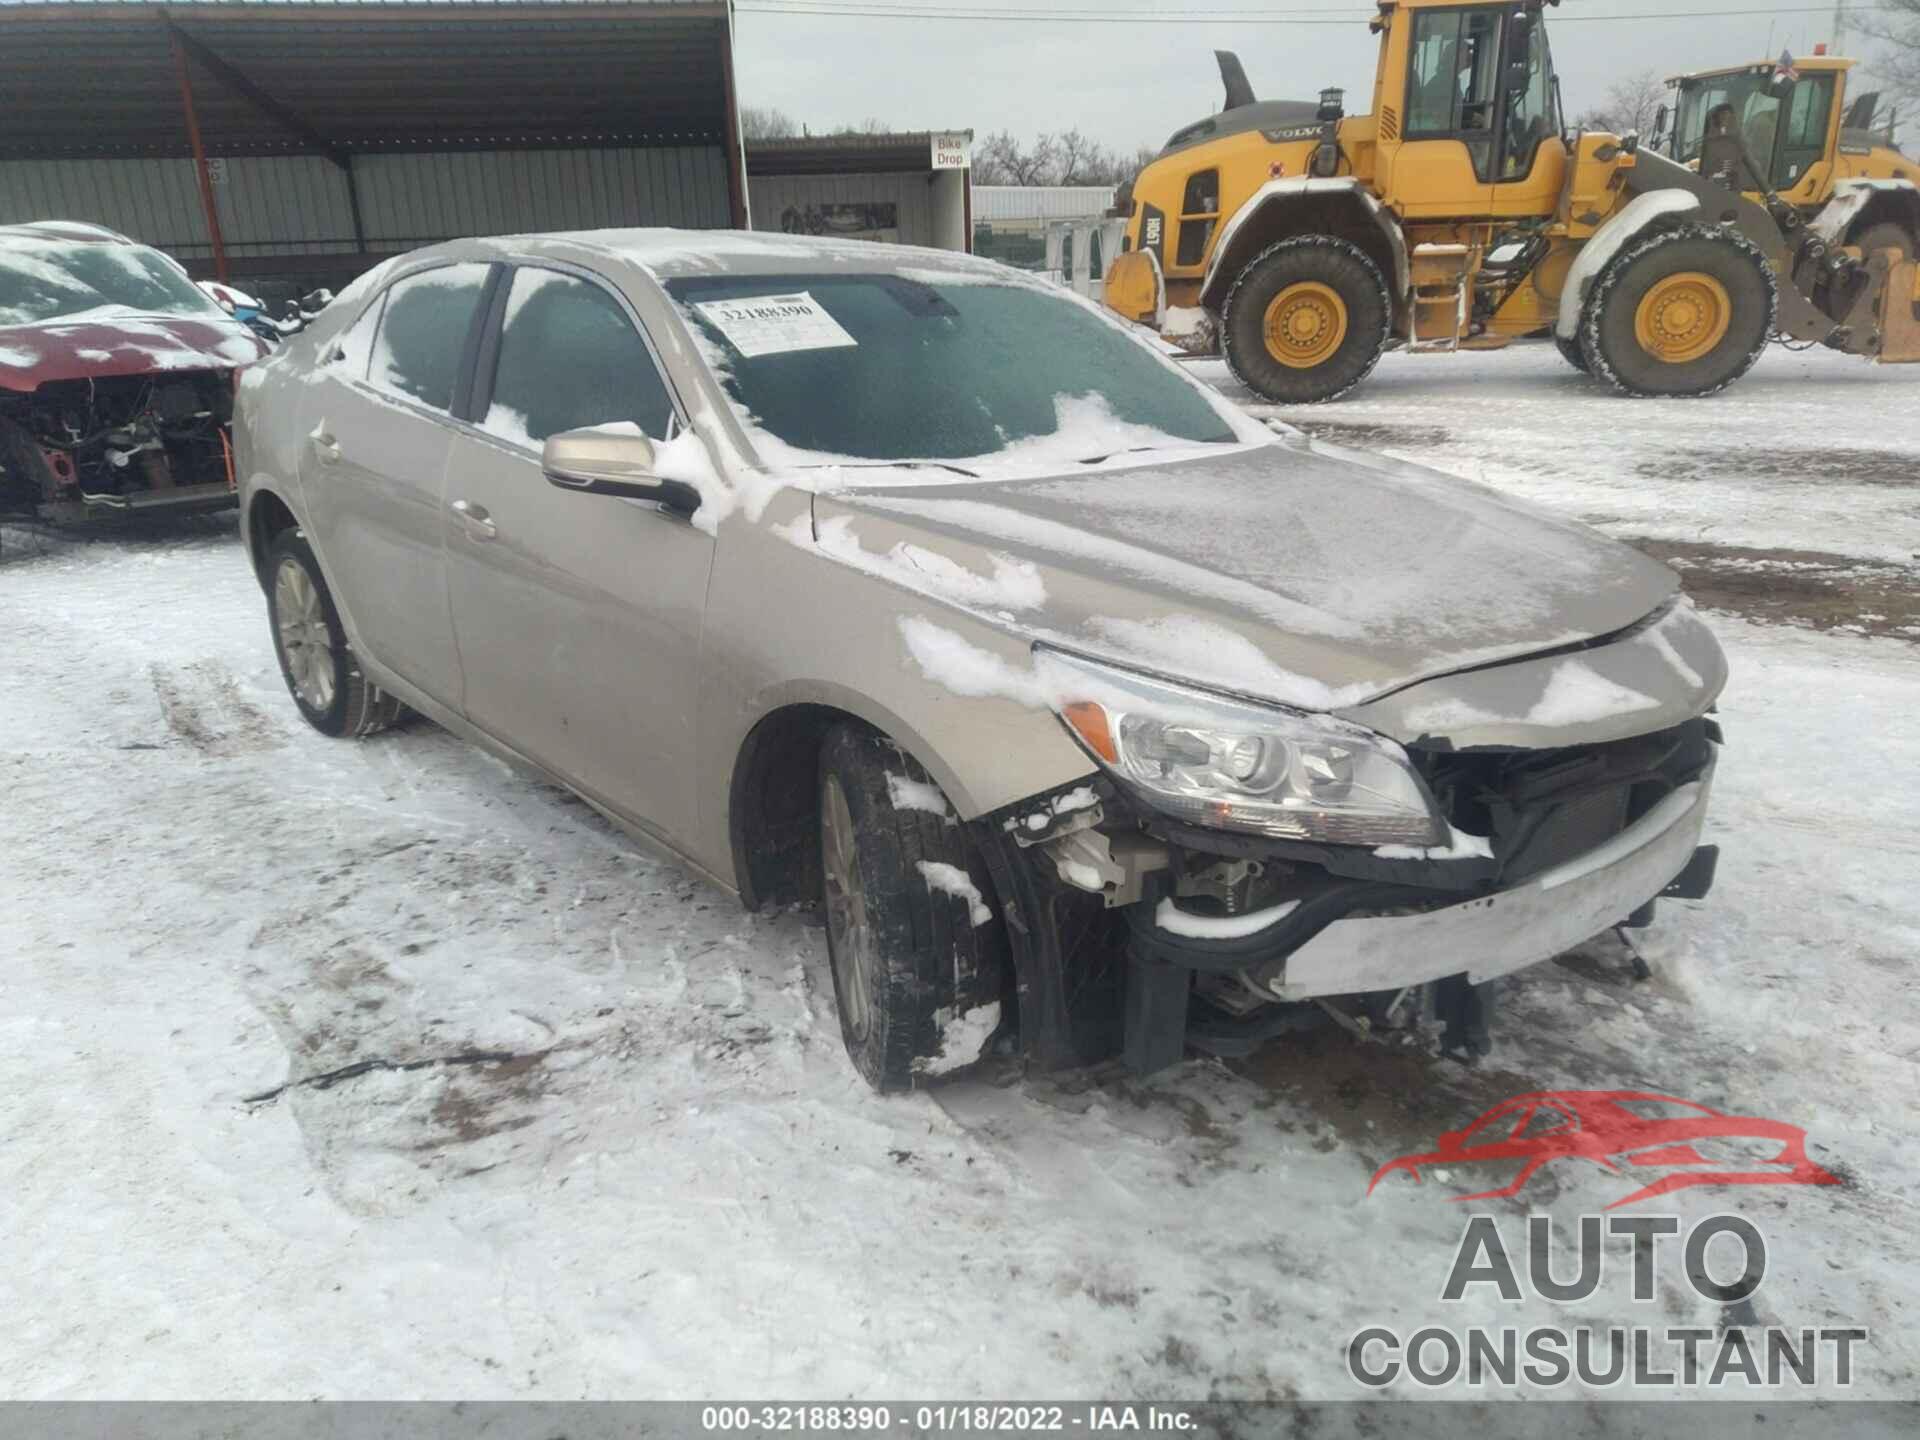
{"left": 1075, "top": 444, "right": 1192, "bottom": 466}
{"left": 799, "top": 460, "right": 982, "bottom": 479}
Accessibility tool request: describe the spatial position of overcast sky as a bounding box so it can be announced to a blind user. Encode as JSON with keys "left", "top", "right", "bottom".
{"left": 731, "top": 0, "right": 1877, "bottom": 154}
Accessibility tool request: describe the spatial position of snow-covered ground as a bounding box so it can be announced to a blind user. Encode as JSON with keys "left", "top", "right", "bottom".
{"left": 2, "top": 346, "right": 1918, "bottom": 1403}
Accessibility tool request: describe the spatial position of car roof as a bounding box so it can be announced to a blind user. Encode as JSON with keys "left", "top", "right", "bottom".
{"left": 464, "top": 227, "right": 1024, "bottom": 285}
{"left": 0, "top": 220, "right": 140, "bottom": 248}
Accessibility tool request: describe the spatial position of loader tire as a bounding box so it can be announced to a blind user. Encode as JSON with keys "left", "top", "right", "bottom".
{"left": 1554, "top": 334, "right": 1590, "bottom": 373}
{"left": 266, "top": 529, "right": 406, "bottom": 739}
{"left": 818, "top": 723, "right": 1008, "bottom": 1093}
{"left": 1222, "top": 236, "right": 1390, "bottom": 404}
{"left": 1581, "top": 224, "right": 1775, "bottom": 398}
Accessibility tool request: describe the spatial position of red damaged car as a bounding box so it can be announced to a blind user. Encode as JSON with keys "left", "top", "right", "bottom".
{"left": 0, "top": 221, "right": 270, "bottom": 520}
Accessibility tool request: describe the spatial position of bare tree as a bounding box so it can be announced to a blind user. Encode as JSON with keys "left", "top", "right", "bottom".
{"left": 1573, "top": 69, "right": 1669, "bottom": 138}
{"left": 1854, "top": 0, "right": 1920, "bottom": 138}
{"left": 738, "top": 106, "right": 796, "bottom": 141}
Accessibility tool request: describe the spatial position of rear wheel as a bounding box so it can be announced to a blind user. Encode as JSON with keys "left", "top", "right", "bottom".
{"left": 1581, "top": 224, "right": 1775, "bottom": 397}
{"left": 1222, "top": 236, "right": 1391, "bottom": 404}
{"left": 267, "top": 529, "right": 405, "bottom": 738}
{"left": 818, "top": 723, "right": 1007, "bottom": 1092}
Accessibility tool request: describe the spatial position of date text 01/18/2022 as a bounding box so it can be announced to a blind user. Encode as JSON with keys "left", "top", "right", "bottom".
{"left": 699, "top": 1405, "right": 1201, "bottom": 1431}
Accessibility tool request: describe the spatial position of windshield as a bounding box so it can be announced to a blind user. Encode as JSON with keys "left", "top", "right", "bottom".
{"left": 0, "top": 241, "right": 228, "bottom": 328}
{"left": 663, "top": 272, "right": 1237, "bottom": 465}
{"left": 1673, "top": 71, "right": 1781, "bottom": 167}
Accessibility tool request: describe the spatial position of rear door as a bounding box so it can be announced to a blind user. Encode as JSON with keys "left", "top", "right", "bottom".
{"left": 298, "top": 261, "right": 493, "bottom": 709}
{"left": 441, "top": 262, "right": 715, "bottom": 847}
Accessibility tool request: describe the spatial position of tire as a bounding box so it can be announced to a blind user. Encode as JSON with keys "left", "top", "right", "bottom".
{"left": 1221, "top": 235, "right": 1391, "bottom": 404}
{"left": 266, "top": 528, "right": 405, "bottom": 739}
{"left": 1580, "top": 223, "right": 1776, "bottom": 397}
{"left": 817, "top": 723, "right": 1008, "bottom": 1092}
{"left": 1554, "top": 333, "right": 1590, "bottom": 373}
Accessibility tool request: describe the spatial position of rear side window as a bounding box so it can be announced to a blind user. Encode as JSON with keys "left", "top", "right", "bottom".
{"left": 369, "top": 263, "right": 491, "bottom": 413}
{"left": 481, "top": 267, "right": 673, "bottom": 447}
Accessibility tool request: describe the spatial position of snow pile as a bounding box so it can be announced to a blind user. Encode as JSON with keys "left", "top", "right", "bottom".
{"left": 1089, "top": 614, "right": 1373, "bottom": 711}
{"left": 914, "top": 1001, "right": 1002, "bottom": 1078}
{"left": 806, "top": 516, "right": 1047, "bottom": 615}
{"left": 886, "top": 773, "right": 955, "bottom": 821}
{"left": 1374, "top": 825, "right": 1495, "bottom": 862}
{"left": 915, "top": 861, "right": 993, "bottom": 927}
{"left": 897, "top": 616, "right": 1051, "bottom": 709}
{"left": 1525, "top": 661, "right": 1663, "bottom": 727}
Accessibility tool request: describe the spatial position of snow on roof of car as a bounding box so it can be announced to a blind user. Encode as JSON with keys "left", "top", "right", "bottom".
{"left": 528, "top": 228, "right": 1019, "bottom": 284}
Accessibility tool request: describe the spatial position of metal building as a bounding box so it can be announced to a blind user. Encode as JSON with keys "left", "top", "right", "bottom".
{"left": 746, "top": 131, "right": 974, "bottom": 252}
{"left": 0, "top": 0, "right": 745, "bottom": 289}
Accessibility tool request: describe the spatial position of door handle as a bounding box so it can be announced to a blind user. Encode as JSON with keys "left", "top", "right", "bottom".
{"left": 308, "top": 425, "right": 342, "bottom": 466}
{"left": 450, "top": 498, "right": 498, "bottom": 542}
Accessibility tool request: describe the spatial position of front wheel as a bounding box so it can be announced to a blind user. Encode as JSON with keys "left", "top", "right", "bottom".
{"left": 818, "top": 724, "right": 1007, "bottom": 1092}
{"left": 1221, "top": 236, "right": 1391, "bottom": 404}
{"left": 1580, "top": 223, "right": 1776, "bottom": 397}
{"left": 266, "top": 529, "right": 405, "bottom": 738}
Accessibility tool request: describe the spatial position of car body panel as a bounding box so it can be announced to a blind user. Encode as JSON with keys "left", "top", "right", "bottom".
{"left": 441, "top": 423, "right": 717, "bottom": 849}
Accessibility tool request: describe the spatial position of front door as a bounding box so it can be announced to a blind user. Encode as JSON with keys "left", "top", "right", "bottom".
{"left": 442, "top": 264, "right": 715, "bottom": 847}
{"left": 1382, "top": 5, "right": 1502, "bottom": 219}
{"left": 297, "top": 262, "right": 493, "bottom": 710}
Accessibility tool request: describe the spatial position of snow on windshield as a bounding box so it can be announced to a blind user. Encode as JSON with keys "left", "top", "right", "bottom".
{"left": 663, "top": 270, "right": 1259, "bottom": 478}
{"left": 0, "top": 240, "right": 226, "bottom": 328}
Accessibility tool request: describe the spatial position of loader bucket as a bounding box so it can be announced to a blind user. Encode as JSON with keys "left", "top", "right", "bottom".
{"left": 1878, "top": 257, "right": 1920, "bottom": 364}
{"left": 1103, "top": 250, "right": 1162, "bottom": 326}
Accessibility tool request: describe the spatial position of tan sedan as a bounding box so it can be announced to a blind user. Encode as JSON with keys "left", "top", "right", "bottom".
{"left": 233, "top": 229, "right": 1726, "bottom": 1090}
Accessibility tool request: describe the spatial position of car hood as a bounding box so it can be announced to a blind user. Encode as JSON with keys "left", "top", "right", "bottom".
{"left": 0, "top": 312, "right": 268, "bottom": 392}
{"left": 809, "top": 437, "right": 1682, "bottom": 714}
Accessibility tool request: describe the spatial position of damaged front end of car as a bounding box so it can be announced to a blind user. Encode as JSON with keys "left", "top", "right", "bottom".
{"left": 974, "top": 607, "right": 1724, "bottom": 1078}
{"left": 0, "top": 370, "right": 240, "bottom": 521}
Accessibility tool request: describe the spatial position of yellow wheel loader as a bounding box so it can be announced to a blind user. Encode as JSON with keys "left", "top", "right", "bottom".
{"left": 1102, "top": 0, "right": 1920, "bottom": 403}
{"left": 1661, "top": 55, "right": 1919, "bottom": 265}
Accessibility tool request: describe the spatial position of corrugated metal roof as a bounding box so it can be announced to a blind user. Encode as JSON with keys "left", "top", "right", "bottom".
{"left": 745, "top": 132, "right": 973, "bottom": 178}
{"left": 972, "top": 185, "right": 1117, "bottom": 222}
{"left": 0, "top": 2, "right": 733, "bottom": 161}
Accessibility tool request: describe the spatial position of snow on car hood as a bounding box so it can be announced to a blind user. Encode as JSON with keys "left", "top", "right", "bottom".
{"left": 812, "top": 436, "right": 1681, "bottom": 712}
{"left": 0, "top": 312, "right": 269, "bottom": 392}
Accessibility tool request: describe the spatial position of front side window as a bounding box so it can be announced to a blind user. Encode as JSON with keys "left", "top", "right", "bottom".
{"left": 664, "top": 271, "right": 1237, "bottom": 464}
{"left": 1500, "top": 17, "right": 1558, "bottom": 179}
{"left": 368, "top": 263, "right": 491, "bottom": 413}
{"left": 482, "top": 268, "right": 673, "bottom": 448}
{"left": 0, "top": 240, "right": 229, "bottom": 327}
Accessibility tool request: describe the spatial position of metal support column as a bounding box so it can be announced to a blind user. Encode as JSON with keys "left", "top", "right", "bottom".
{"left": 168, "top": 24, "right": 229, "bottom": 283}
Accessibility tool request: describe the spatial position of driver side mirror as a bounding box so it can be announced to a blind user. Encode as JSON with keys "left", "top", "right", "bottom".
{"left": 542, "top": 426, "right": 702, "bottom": 516}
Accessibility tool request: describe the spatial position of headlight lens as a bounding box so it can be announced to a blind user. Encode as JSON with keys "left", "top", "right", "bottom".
{"left": 1039, "top": 647, "right": 1443, "bottom": 846}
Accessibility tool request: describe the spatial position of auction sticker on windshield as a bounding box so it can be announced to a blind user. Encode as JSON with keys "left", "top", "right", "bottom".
{"left": 692, "top": 290, "right": 858, "bottom": 358}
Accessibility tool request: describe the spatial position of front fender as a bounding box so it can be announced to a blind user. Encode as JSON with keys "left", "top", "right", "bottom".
{"left": 1555, "top": 189, "right": 1701, "bottom": 338}
{"left": 1199, "top": 177, "right": 1411, "bottom": 312}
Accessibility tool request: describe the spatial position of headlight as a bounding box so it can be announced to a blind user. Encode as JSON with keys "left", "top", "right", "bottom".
{"left": 1039, "top": 647, "right": 1443, "bottom": 846}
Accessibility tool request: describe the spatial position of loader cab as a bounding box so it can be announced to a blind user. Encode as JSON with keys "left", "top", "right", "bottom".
{"left": 1378, "top": 0, "right": 1569, "bottom": 219}
{"left": 1668, "top": 60, "right": 1847, "bottom": 198}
